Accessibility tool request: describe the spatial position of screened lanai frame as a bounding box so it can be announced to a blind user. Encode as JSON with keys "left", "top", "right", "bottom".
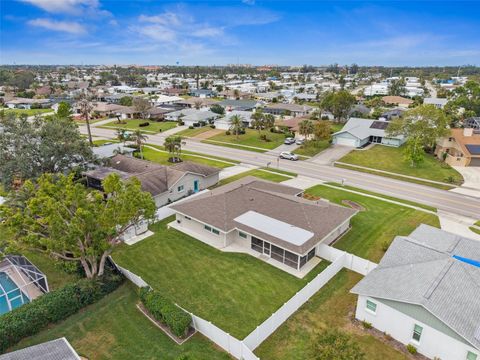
{"left": 0, "top": 255, "right": 49, "bottom": 313}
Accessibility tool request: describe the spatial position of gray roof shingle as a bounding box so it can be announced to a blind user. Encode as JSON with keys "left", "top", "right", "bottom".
{"left": 0, "top": 338, "right": 80, "bottom": 360}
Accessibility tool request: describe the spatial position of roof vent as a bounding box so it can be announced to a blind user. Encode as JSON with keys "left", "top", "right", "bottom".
{"left": 453, "top": 255, "right": 480, "bottom": 268}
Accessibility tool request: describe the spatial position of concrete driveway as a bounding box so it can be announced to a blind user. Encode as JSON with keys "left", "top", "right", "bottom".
{"left": 266, "top": 142, "right": 300, "bottom": 155}
{"left": 449, "top": 166, "right": 480, "bottom": 198}
{"left": 308, "top": 145, "right": 353, "bottom": 165}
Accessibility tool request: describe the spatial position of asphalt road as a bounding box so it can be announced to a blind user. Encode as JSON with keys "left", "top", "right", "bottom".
{"left": 81, "top": 125, "right": 480, "bottom": 219}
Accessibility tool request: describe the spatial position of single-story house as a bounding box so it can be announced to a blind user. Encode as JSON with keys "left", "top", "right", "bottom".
{"left": 177, "top": 98, "right": 219, "bottom": 109}
{"left": 165, "top": 108, "right": 219, "bottom": 127}
{"left": 435, "top": 128, "right": 480, "bottom": 167}
{"left": 218, "top": 89, "right": 251, "bottom": 100}
{"left": 114, "top": 106, "right": 170, "bottom": 121}
{"left": 83, "top": 154, "right": 220, "bottom": 208}
{"left": 332, "top": 117, "right": 405, "bottom": 148}
{"left": 189, "top": 89, "right": 216, "bottom": 98}
{"left": 214, "top": 110, "right": 253, "bottom": 130}
{"left": 0, "top": 338, "right": 81, "bottom": 360}
{"left": 351, "top": 224, "right": 480, "bottom": 360}
{"left": 423, "top": 97, "right": 448, "bottom": 109}
{"left": 5, "top": 97, "right": 52, "bottom": 109}
{"left": 382, "top": 95, "right": 414, "bottom": 108}
{"left": 275, "top": 115, "right": 310, "bottom": 133}
{"left": 263, "top": 103, "right": 314, "bottom": 117}
{"left": 169, "top": 177, "right": 357, "bottom": 276}
{"left": 218, "top": 99, "right": 258, "bottom": 111}
{"left": 153, "top": 95, "right": 183, "bottom": 106}
{"left": 380, "top": 108, "right": 405, "bottom": 121}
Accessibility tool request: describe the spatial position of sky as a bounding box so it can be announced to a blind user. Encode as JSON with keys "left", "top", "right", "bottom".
{"left": 1, "top": 0, "right": 479, "bottom": 66}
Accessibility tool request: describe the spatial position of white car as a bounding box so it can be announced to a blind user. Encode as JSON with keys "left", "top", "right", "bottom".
{"left": 279, "top": 151, "right": 298, "bottom": 161}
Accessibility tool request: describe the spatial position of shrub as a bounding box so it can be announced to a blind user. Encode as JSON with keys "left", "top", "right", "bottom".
{"left": 210, "top": 124, "right": 216, "bottom": 129}
{"left": 139, "top": 288, "right": 192, "bottom": 338}
{"left": 362, "top": 321, "right": 372, "bottom": 329}
{"left": 225, "top": 130, "right": 231, "bottom": 135}
{"left": 139, "top": 121, "right": 150, "bottom": 127}
{"left": 188, "top": 125, "right": 194, "bottom": 129}
{"left": 406, "top": 344, "right": 417, "bottom": 355}
{"left": 0, "top": 272, "right": 123, "bottom": 352}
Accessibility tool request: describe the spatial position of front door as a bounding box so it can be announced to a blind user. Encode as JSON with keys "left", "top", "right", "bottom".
{"left": 193, "top": 180, "right": 199, "bottom": 192}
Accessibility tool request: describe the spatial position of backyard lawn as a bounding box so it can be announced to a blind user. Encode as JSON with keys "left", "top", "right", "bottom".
{"left": 100, "top": 119, "right": 178, "bottom": 133}
{"left": 204, "top": 129, "right": 286, "bottom": 151}
{"left": 255, "top": 270, "right": 410, "bottom": 360}
{"left": 142, "top": 146, "right": 236, "bottom": 169}
{"left": 337, "top": 145, "right": 464, "bottom": 186}
{"left": 14, "top": 283, "right": 230, "bottom": 360}
{"left": 215, "top": 169, "right": 292, "bottom": 187}
{"left": 112, "top": 217, "right": 331, "bottom": 339}
{"left": 305, "top": 185, "right": 440, "bottom": 262}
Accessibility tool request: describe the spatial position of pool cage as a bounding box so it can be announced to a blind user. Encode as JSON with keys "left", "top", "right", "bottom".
{"left": 0, "top": 255, "right": 49, "bottom": 314}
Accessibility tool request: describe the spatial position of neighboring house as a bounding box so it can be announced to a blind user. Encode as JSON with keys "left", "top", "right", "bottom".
{"left": 177, "top": 98, "right": 219, "bottom": 109}
{"left": 382, "top": 96, "right": 414, "bottom": 108}
{"left": 218, "top": 99, "right": 258, "bottom": 111}
{"left": 263, "top": 103, "right": 313, "bottom": 117}
{"left": 190, "top": 89, "right": 216, "bottom": 98}
{"left": 83, "top": 154, "right": 220, "bottom": 208}
{"left": 465, "top": 117, "right": 480, "bottom": 130}
{"left": 165, "top": 108, "right": 219, "bottom": 127}
{"left": 218, "top": 89, "right": 251, "bottom": 100}
{"left": 5, "top": 97, "right": 52, "bottom": 109}
{"left": 92, "top": 143, "right": 136, "bottom": 159}
{"left": 424, "top": 97, "right": 448, "bottom": 109}
{"left": 169, "top": 177, "right": 356, "bottom": 276}
{"left": 351, "top": 224, "right": 480, "bottom": 360}
{"left": 0, "top": 338, "right": 81, "bottom": 360}
{"left": 380, "top": 108, "right": 405, "bottom": 121}
{"left": 332, "top": 118, "right": 405, "bottom": 148}
{"left": 275, "top": 115, "right": 310, "bottom": 134}
{"left": 214, "top": 110, "right": 253, "bottom": 130}
{"left": 153, "top": 95, "right": 183, "bottom": 106}
{"left": 435, "top": 128, "right": 480, "bottom": 167}
{"left": 89, "top": 102, "right": 129, "bottom": 117}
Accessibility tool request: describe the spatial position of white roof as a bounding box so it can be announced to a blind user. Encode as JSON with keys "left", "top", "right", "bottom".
{"left": 234, "top": 210, "right": 314, "bottom": 246}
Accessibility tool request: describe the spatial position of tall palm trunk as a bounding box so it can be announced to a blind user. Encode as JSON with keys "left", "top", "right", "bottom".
{"left": 85, "top": 113, "right": 93, "bottom": 146}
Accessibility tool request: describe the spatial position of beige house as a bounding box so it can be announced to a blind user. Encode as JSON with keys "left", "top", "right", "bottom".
{"left": 169, "top": 177, "right": 357, "bottom": 277}
{"left": 435, "top": 128, "right": 480, "bottom": 167}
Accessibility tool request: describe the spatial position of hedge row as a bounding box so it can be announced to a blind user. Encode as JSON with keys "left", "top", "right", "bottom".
{"left": 139, "top": 287, "right": 192, "bottom": 338}
{"left": 0, "top": 272, "right": 123, "bottom": 352}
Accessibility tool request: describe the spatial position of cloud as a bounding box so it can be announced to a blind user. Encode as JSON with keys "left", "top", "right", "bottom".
{"left": 28, "top": 18, "right": 86, "bottom": 34}
{"left": 19, "top": 0, "right": 99, "bottom": 14}
{"left": 192, "top": 27, "right": 224, "bottom": 38}
{"left": 242, "top": 0, "right": 255, "bottom": 5}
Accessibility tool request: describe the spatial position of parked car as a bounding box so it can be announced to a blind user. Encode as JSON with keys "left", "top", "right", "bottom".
{"left": 279, "top": 151, "right": 298, "bottom": 161}
{"left": 284, "top": 137, "right": 295, "bottom": 145}
{"left": 295, "top": 139, "right": 305, "bottom": 145}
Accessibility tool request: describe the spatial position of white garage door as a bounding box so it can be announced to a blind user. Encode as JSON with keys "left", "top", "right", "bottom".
{"left": 335, "top": 137, "right": 357, "bottom": 147}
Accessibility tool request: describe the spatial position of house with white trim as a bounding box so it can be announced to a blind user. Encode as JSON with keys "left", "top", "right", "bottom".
{"left": 169, "top": 177, "right": 357, "bottom": 277}
{"left": 351, "top": 224, "right": 480, "bottom": 360}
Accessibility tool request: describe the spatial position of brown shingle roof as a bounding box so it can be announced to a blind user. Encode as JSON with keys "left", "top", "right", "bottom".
{"left": 171, "top": 177, "right": 356, "bottom": 254}
{"left": 381, "top": 96, "right": 413, "bottom": 105}
{"left": 451, "top": 128, "right": 480, "bottom": 158}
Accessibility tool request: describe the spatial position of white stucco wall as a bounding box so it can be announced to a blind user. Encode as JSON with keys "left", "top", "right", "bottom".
{"left": 355, "top": 295, "right": 479, "bottom": 360}
{"left": 174, "top": 213, "right": 225, "bottom": 248}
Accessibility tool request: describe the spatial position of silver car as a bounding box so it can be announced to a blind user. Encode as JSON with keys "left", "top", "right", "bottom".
{"left": 279, "top": 151, "right": 299, "bottom": 161}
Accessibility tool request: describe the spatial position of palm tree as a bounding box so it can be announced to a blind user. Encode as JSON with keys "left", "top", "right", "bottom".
{"left": 299, "top": 120, "right": 314, "bottom": 140}
{"left": 251, "top": 110, "right": 264, "bottom": 136}
{"left": 116, "top": 128, "right": 128, "bottom": 145}
{"left": 263, "top": 114, "right": 275, "bottom": 131}
{"left": 164, "top": 135, "right": 182, "bottom": 162}
{"left": 132, "top": 129, "right": 148, "bottom": 159}
{"left": 77, "top": 94, "right": 94, "bottom": 146}
{"left": 229, "top": 115, "right": 244, "bottom": 140}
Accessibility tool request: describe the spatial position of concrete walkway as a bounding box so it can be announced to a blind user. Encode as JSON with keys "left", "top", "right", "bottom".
{"left": 308, "top": 145, "right": 352, "bottom": 165}
{"left": 219, "top": 163, "right": 259, "bottom": 180}
{"left": 281, "top": 175, "right": 323, "bottom": 190}
{"left": 437, "top": 210, "right": 480, "bottom": 241}
{"left": 449, "top": 167, "right": 480, "bottom": 198}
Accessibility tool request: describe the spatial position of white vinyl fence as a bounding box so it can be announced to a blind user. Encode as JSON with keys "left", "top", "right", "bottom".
{"left": 155, "top": 189, "right": 210, "bottom": 221}
{"left": 317, "top": 244, "right": 377, "bottom": 276}
{"left": 243, "top": 253, "right": 347, "bottom": 350}
{"left": 110, "top": 257, "right": 150, "bottom": 288}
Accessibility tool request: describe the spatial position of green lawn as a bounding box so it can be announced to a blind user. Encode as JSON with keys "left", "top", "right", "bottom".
{"left": 177, "top": 126, "right": 215, "bottom": 137}
{"left": 14, "top": 283, "right": 230, "bottom": 360}
{"left": 305, "top": 185, "right": 440, "bottom": 262}
{"left": 215, "top": 169, "right": 292, "bottom": 187}
{"left": 100, "top": 119, "right": 178, "bottom": 133}
{"left": 112, "top": 217, "right": 331, "bottom": 339}
{"left": 92, "top": 139, "right": 119, "bottom": 147}
{"left": 205, "top": 129, "right": 286, "bottom": 151}
{"left": 475, "top": 220, "right": 480, "bottom": 227}
{"left": 259, "top": 167, "right": 297, "bottom": 177}
{"left": 142, "top": 146, "right": 235, "bottom": 169}
{"left": 325, "top": 182, "right": 437, "bottom": 213}
{"left": 294, "top": 140, "right": 331, "bottom": 157}
{"left": 1, "top": 108, "right": 53, "bottom": 117}
{"left": 470, "top": 227, "right": 480, "bottom": 236}
{"left": 338, "top": 145, "right": 464, "bottom": 187}
{"left": 255, "top": 270, "right": 409, "bottom": 360}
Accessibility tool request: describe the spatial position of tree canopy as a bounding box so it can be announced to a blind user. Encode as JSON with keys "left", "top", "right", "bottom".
{"left": 320, "top": 90, "right": 356, "bottom": 123}
{"left": 0, "top": 173, "right": 156, "bottom": 278}
{"left": 0, "top": 114, "right": 94, "bottom": 187}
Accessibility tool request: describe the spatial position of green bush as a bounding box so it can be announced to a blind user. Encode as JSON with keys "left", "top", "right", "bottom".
{"left": 361, "top": 320, "right": 372, "bottom": 329}
{"left": 0, "top": 272, "right": 123, "bottom": 352}
{"left": 139, "top": 287, "right": 192, "bottom": 338}
{"left": 406, "top": 344, "right": 417, "bottom": 354}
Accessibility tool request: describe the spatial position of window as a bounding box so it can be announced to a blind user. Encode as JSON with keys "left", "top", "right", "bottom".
{"left": 251, "top": 237, "right": 263, "bottom": 253}
{"left": 412, "top": 324, "right": 423, "bottom": 342}
{"left": 212, "top": 228, "right": 220, "bottom": 235}
{"left": 204, "top": 225, "right": 211, "bottom": 232}
{"left": 239, "top": 231, "right": 247, "bottom": 239}
{"left": 467, "top": 351, "right": 478, "bottom": 360}
{"left": 366, "top": 300, "right": 377, "bottom": 313}
{"left": 177, "top": 185, "right": 184, "bottom": 192}
{"left": 185, "top": 216, "right": 191, "bottom": 220}
{"left": 204, "top": 225, "right": 220, "bottom": 235}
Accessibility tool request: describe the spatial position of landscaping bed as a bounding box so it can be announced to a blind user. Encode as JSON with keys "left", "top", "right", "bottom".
{"left": 100, "top": 119, "right": 177, "bottom": 133}
{"left": 304, "top": 185, "right": 439, "bottom": 262}
{"left": 337, "top": 145, "right": 463, "bottom": 188}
